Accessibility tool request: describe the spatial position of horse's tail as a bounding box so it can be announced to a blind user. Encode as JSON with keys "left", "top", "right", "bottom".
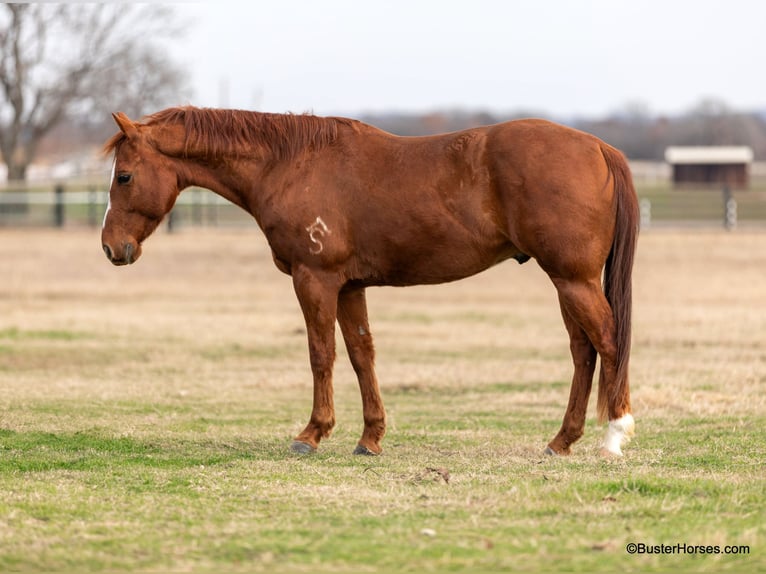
{"left": 597, "top": 143, "right": 639, "bottom": 423}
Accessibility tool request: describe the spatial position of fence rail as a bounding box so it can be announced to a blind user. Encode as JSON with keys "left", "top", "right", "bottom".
{"left": 636, "top": 187, "right": 766, "bottom": 229}
{"left": 0, "top": 186, "right": 256, "bottom": 229}
{"left": 1, "top": 184, "right": 766, "bottom": 230}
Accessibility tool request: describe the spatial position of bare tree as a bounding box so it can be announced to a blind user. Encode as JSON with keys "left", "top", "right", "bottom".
{"left": 0, "top": 4, "right": 188, "bottom": 182}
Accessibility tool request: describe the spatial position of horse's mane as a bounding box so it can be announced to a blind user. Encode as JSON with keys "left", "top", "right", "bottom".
{"left": 104, "top": 106, "right": 354, "bottom": 160}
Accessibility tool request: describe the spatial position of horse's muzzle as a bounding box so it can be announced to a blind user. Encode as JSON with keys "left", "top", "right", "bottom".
{"left": 102, "top": 241, "right": 139, "bottom": 266}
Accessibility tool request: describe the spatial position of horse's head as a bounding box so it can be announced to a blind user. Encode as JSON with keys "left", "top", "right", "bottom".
{"left": 101, "top": 112, "right": 181, "bottom": 265}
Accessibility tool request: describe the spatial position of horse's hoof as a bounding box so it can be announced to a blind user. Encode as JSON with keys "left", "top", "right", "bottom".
{"left": 290, "top": 441, "right": 316, "bottom": 454}
{"left": 543, "top": 446, "right": 558, "bottom": 456}
{"left": 353, "top": 444, "right": 380, "bottom": 456}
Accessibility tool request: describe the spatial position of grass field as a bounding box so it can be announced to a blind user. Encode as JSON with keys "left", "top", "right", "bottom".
{"left": 0, "top": 227, "right": 764, "bottom": 572}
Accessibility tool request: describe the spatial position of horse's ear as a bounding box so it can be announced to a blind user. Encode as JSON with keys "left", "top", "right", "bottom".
{"left": 112, "top": 112, "right": 138, "bottom": 137}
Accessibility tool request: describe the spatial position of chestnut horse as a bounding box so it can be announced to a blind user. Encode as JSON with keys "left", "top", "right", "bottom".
{"left": 102, "top": 107, "right": 639, "bottom": 457}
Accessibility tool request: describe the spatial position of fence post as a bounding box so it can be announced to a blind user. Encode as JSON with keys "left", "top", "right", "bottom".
{"left": 54, "top": 184, "right": 65, "bottom": 228}
{"left": 723, "top": 187, "right": 737, "bottom": 231}
{"left": 639, "top": 198, "right": 651, "bottom": 229}
{"left": 167, "top": 208, "right": 176, "bottom": 233}
{"left": 208, "top": 191, "right": 217, "bottom": 226}
{"left": 88, "top": 186, "right": 98, "bottom": 227}
{"left": 192, "top": 188, "right": 202, "bottom": 225}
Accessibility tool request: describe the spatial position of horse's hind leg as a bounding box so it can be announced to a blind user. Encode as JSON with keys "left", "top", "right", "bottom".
{"left": 337, "top": 286, "right": 386, "bottom": 455}
{"left": 550, "top": 277, "right": 634, "bottom": 456}
{"left": 546, "top": 300, "right": 597, "bottom": 455}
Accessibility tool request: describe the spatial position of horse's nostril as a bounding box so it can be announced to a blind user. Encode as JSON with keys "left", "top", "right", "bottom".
{"left": 124, "top": 242, "right": 134, "bottom": 263}
{"left": 103, "top": 244, "right": 113, "bottom": 260}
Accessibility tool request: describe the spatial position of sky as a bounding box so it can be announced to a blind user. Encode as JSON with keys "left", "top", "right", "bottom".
{"left": 169, "top": 0, "right": 766, "bottom": 119}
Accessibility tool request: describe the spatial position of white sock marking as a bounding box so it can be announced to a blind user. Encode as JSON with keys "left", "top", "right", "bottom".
{"left": 601, "top": 413, "right": 635, "bottom": 456}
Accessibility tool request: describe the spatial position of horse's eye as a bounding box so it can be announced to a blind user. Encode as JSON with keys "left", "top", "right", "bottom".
{"left": 116, "top": 173, "right": 132, "bottom": 185}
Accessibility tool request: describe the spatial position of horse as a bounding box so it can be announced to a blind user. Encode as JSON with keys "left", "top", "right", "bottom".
{"left": 102, "top": 106, "right": 639, "bottom": 457}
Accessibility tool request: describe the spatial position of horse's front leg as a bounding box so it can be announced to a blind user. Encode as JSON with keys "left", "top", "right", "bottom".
{"left": 337, "top": 286, "right": 386, "bottom": 455}
{"left": 290, "top": 265, "right": 341, "bottom": 454}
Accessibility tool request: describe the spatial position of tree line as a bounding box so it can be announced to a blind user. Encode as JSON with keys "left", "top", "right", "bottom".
{"left": 2, "top": 4, "right": 764, "bottom": 184}
{"left": 360, "top": 100, "right": 766, "bottom": 161}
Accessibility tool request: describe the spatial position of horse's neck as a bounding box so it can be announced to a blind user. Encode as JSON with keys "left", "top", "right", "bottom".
{"left": 180, "top": 157, "right": 258, "bottom": 212}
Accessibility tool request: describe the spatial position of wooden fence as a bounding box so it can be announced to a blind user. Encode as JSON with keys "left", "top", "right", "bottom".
{"left": 1, "top": 184, "right": 766, "bottom": 230}
{"left": 0, "top": 186, "right": 255, "bottom": 229}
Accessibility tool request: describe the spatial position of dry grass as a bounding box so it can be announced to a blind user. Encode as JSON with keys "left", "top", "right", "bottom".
{"left": 0, "top": 226, "right": 764, "bottom": 572}
{"left": 4, "top": 227, "right": 762, "bottom": 419}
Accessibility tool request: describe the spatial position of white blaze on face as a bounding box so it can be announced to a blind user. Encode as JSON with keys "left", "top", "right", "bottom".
{"left": 102, "top": 159, "right": 115, "bottom": 230}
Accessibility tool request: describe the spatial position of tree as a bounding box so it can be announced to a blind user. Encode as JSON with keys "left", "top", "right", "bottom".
{"left": 0, "top": 4, "right": 187, "bottom": 182}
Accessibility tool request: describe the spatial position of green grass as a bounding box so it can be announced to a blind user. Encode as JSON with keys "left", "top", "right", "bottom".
{"left": 0, "top": 327, "right": 90, "bottom": 341}
{"left": 0, "top": 229, "right": 764, "bottom": 572}
{"left": 0, "top": 413, "right": 762, "bottom": 572}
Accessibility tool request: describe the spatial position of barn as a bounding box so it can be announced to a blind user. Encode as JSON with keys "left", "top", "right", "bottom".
{"left": 664, "top": 146, "right": 753, "bottom": 189}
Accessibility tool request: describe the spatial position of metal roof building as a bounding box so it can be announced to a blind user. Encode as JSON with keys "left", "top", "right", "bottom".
{"left": 665, "top": 146, "right": 753, "bottom": 189}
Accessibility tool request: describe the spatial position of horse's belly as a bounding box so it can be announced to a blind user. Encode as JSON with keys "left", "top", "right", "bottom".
{"left": 367, "top": 234, "right": 521, "bottom": 286}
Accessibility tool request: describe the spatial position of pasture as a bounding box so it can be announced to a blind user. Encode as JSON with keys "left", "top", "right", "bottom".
{"left": 0, "top": 227, "right": 763, "bottom": 572}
